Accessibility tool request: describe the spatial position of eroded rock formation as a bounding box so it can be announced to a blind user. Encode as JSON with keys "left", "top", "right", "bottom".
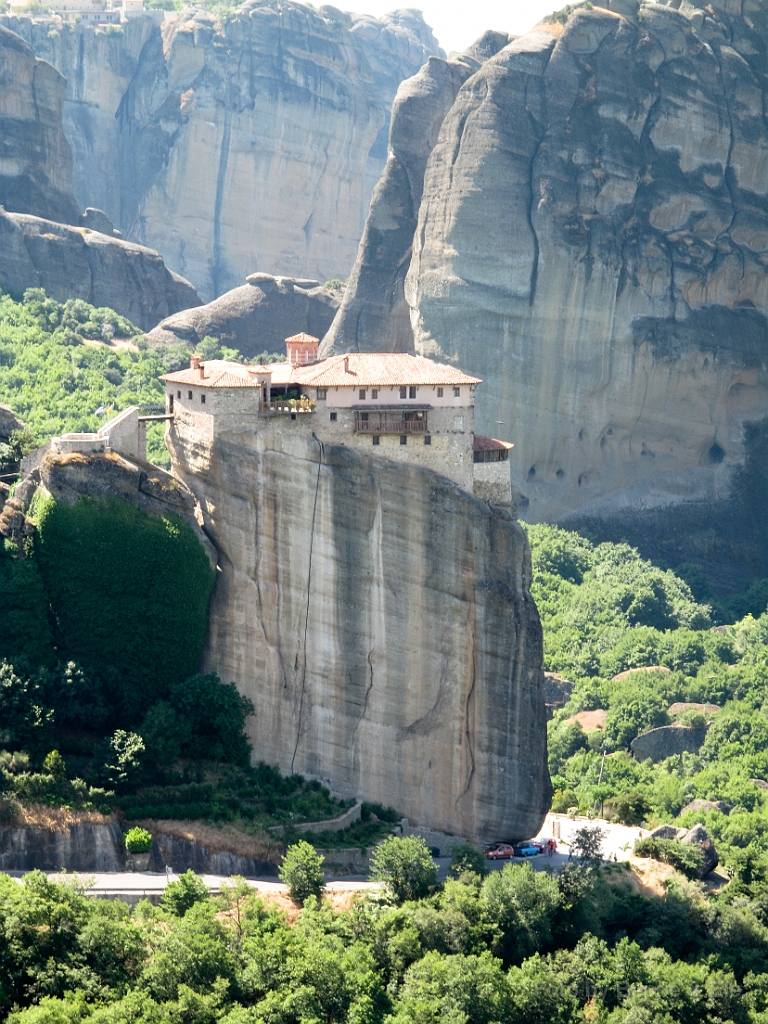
{"left": 330, "top": 0, "right": 768, "bottom": 580}
{"left": 0, "top": 208, "right": 199, "bottom": 330}
{"left": 0, "top": 24, "right": 79, "bottom": 224}
{"left": 167, "top": 416, "right": 551, "bottom": 841}
{"left": 4, "top": 3, "right": 442, "bottom": 301}
{"left": 146, "top": 274, "right": 340, "bottom": 358}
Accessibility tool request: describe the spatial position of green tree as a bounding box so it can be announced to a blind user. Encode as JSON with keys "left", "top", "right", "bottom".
{"left": 279, "top": 841, "right": 325, "bottom": 903}
{"left": 369, "top": 836, "right": 437, "bottom": 904}
{"left": 570, "top": 825, "right": 606, "bottom": 867}
{"left": 480, "top": 863, "right": 562, "bottom": 963}
{"left": 448, "top": 842, "right": 487, "bottom": 878}
{"left": 160, "top": 870, "right": 210, "bottom": 916}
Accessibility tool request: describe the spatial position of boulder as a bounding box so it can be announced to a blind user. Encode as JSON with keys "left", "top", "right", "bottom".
{"left": 612, "top": 666, "right": 671, "bottom": 682}
{"left": 145, "top": 275, "right": 340, "bottom": 359}
{"left": 80, "top": 207, "right": 114, "bottom": 236}
{"left": 649, "top": 824, "right": 687, "bottom": 841}
{"left": 680, "top": 799, "right": 731, "bottom": 816}
{"left": 631, "top": 725, "right": 707, "bottom": 763}
{"left": 681, "top": 823, "right": 719, "bottom": 877}
{"left": 668, "top": 702, "right": 721, "bottom": 718}
{"left": 0, "top": 404, "right": 23, "bottom": 444}
{"left": 0, "top": 208, "right": 200, "bottom": 331}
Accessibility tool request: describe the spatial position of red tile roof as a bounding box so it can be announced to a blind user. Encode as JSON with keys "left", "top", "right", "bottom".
{"left": 473, "top": 435, "right": 514, "bottom": 452}
{"left": 160, "top": 361, "right": 261, "bottom": 388}
{"left": 293, "top": 353, "right": 481, "bottom": 388}
{"left": 161, "top": 353, "right": 481, "bottom": 390}
{"left": 286, "top": 333, "right": 320, "bottom": 345}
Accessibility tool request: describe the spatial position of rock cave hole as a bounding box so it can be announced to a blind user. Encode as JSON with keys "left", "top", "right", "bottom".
{"left": 527, "top": 466, "right": 536, "bottom": 480}
{"left": 709, "top": 443, "right": 725, "bottom": 464}
{"left": 556, "top": 469, "right": 565, "bottom": 479}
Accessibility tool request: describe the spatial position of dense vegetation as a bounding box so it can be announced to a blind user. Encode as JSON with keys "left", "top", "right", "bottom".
{"left": 5, "top": 843, "right": 768, "bottom": 1024}
{"left": 529, "top": 524, "right": 768, "bottom": 870}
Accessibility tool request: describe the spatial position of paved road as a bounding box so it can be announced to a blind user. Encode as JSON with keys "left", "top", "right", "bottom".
{"left": 23, "top": 813, "right": 646, "bottom": 898}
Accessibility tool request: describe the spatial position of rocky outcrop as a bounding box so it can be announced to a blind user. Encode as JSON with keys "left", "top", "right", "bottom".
{"left": 0, "top": 404, "right": 23, "bottom": 446}
{"left": 167, "top": 414, "right": 551, "bottom": 842}
{"left": 0, "top": 820, "right": 124, "bottom": 872}
{"left": 145, "top": 274, "right": 340, "bottom": 358}
{"left": 323, "top": 29, "right": 515, "bottom": 357}
{"left": 0, "top": 24, "right": 79, "bottom": 225}
{"left": 4, "top": 3, "right": 442, "bottom": 301}
{"left": 647, "top": 821, "right": 719, "bottom": 877}
{"left": 681, "top": 798, "right": 730, "bottom": 815}
{"left": 29, "top": 449, "right": 216, "bottom": 565}
{"left": 0, "top": 208, "right": 199, "bottom": 330}
{"left": 148, "top": 832, "right": 278, "bottom": 877}
{"left": 631, "top": 724, "right": 706, "bottom": 762}
{"left": 331, "top": 0, "right": 768, "bottom": 580}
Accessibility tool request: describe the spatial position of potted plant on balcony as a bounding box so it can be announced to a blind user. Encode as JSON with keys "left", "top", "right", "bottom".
{"left": 125, "top": 826, "right": 153, "bottom": 871}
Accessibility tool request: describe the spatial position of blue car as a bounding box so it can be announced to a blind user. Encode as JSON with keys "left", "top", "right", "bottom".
{"left": 512, "top": 842, "right": 540, "bottom": 857}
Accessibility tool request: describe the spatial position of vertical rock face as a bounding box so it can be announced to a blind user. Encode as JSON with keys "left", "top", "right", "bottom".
{"left": 323, "top": 30, "right": 515, "bottom": 358}
{"left": 333, "top": 0, "right": 768, "bottom": 577}
{"left": 4, "top": 3, "right": 441, "bottom": 301}
{"left": 0, "top": 24, "right": 79, "bottom": 224}
{"left": 168, "top": 417, "right": 550, "bottom": 841}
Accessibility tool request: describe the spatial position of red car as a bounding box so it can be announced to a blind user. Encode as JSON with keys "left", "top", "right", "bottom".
{"left": 484, "top": 843, "right": 514, "bottom": 860}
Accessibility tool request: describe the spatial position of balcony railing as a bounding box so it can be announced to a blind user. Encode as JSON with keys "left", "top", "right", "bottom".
{"left": 260, "top": 400, "right": 316, "bottom": 415}
{"left": 355, "top": 415, "right": 427, "bottom": 434}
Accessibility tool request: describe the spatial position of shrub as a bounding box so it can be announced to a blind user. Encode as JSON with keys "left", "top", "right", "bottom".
{"left": 570, "top": 825, "right": 606, "bottom": 866}
{"left": 160, "top": 870, "right": 210, "bottom": 915}
{"left": 448, "top": 842, "right": 486, "bottom": 878}
{"left": 633, "top": 837, "right": 703, "bottom": 879}
{"left": 369, "top": 835, "right": 437, "bottom": 903}
{"left": 124, "top": 827, "right": 152, "bottom": 853}
{"left": 278, "top": 841, "right": 325, "bottom": 903}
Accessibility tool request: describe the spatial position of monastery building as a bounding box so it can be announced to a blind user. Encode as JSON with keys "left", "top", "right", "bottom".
{"left": 160, "top": 334, "right": 513, "bottom": 503}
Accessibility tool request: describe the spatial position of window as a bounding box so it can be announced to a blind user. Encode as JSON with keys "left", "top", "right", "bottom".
{"left": 201, "top": 394, "right": 206, "bottom": 404}
{"left": 400, "top": 387, "right": 407, "bottom": 399}
{"left": 177, "top": 390, "right": 181, "bottom": 399}
{"left": 437, "top": 387, "right": 443, "bottom": 398}
{"left": 169, "top": 395, "right": 174, "bottom": 413}
{"left": 372, "top": 436, "right": 380, "bottom": 446}
{"left": 317, "top": 388, "right": 327, "bottom": 400}
{"left": 372, "top": 389, "right": 378, "bottom": 399}
{"left": 359, "top": 389, "right": 366, "bottom": 400}
{"left": 454, "top": 387, "right": 461, "bottom": 398}
{"left": 188, "top": 391, "right": 193, "bottom": 399}
{"left": 424, "top": 435, "right": 431, "bottom": 445}
{"left": 330, "top": 412, "right": 337, "bottom": 422}
{"left": 400, "top": 435, "right": 407, "bottom": 446}
{"left": 409, "top": 386, "right": 417, "bottom": 399}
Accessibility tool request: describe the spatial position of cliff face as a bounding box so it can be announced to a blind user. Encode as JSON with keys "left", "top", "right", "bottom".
{"left": 0, "top": 24, "right": 79, "bottom": 224}
{"left": 331, "top": 0, "right": 768, "bottom": 579}
{"left": 168, "top": 416, "right": 550, "bottom": 841}
{"left": 0, "top": 208, "right": 200, "bottom": 331}
{"left": 5, "top": 2, "right": 441, "bottom": 301}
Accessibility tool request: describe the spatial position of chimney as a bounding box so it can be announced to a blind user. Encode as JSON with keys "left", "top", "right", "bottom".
{"left": 190, "top": 354, "right": 200, "bottom": 369}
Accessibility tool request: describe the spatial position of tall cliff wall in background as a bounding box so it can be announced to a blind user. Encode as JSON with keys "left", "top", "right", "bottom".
{"left": 4, "top": 2, "right": 441, "bottom": 302}
{"left": 0, "top": 23, "right": 79, "bottom": 224}
{"left": 330, "top": 0, "right": 768, "bottom": 583}
{"left": 167, "top": 413, "right": 550, "bottom": 841}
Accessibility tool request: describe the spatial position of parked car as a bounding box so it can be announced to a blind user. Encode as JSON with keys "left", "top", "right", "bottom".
{"left": 511, "top": 842, "right": 540, "bottom": 857}
{"left": 484, "top": 843, "right": 514, "bottom": 860}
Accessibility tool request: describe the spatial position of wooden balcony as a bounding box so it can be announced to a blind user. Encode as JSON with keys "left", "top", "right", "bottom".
{"left": 355, "top": 413, "right": 427, "bottom": 434}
